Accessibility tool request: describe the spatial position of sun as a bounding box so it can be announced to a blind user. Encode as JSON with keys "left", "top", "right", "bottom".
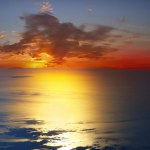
{"left": 25, "top": 61, "right": 47, "bottom": 68}
{"left": 25, "top": 52, "right": 53, "bottom": 68}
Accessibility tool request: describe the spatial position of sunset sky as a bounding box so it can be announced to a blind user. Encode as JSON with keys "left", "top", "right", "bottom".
{"left": 0, "top": 0, "right": 150, "bottom": 69}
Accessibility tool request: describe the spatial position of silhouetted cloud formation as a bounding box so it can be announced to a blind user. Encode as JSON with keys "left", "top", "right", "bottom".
{"left": 0, "top": 13, "right": 117, "bottom": 64}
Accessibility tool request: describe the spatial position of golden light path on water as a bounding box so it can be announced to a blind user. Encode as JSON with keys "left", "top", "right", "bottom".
{"left": 1, "top": 69, "right": 150, "bottom": 149}
{"left": 9, "top": 69, "right": 107, "bottom": 149}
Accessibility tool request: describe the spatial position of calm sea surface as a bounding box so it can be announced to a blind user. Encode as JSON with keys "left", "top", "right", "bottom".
{"left": 0, "top": 69, "right": 150, "bottom": 150}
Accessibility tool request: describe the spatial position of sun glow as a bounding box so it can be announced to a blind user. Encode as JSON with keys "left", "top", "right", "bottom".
{"left": 25, "top": 60, "right": 46, "bottom": 68}
{"left": 11, "top": 70, "right": 97, "bottom": 148}
{"left": 25, "top": 52, "right": 53, "bottom": 68}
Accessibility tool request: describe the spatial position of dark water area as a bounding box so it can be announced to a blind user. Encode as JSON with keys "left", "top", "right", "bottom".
{"left": 0, "top": 68, "right": 150, "bottom": 150}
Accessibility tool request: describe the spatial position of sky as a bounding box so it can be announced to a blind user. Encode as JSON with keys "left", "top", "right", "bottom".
{"left": 0, "top": 0, "right": 150, "bottom": 69}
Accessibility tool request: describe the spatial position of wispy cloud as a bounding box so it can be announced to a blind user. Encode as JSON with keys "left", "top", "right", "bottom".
{"left": 0, "top": 32, "right": 7, "bottom": 39}
{"left": 39, "top": 1, "right": 53, "bottom": 14}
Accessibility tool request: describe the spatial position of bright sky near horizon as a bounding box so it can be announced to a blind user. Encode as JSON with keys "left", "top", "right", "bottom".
{"left": 0, "top": 0, "right": 150, "bottom": 68}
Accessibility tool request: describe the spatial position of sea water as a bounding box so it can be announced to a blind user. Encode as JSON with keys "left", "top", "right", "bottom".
{"left": 0, "top": 69, "right": 150, "bottom": 150}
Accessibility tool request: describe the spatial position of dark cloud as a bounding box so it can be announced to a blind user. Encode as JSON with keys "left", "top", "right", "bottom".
{"left": 0, "top": 13, "right": 117, "bottom": 64}
{"left": 0, "top": 42, "right": 22, "bottom": 53}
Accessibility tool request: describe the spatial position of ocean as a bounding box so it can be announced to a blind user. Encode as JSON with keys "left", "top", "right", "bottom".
{"left": 0, "top": 69, "right": 150, "bottom": 150}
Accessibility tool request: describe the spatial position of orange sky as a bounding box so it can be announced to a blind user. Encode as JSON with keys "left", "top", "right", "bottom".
{"left": 0, "top": 9, "right": 150, "bottom": 69}
{"left": 0, "top": 50, "right": 150, "bottom": 69}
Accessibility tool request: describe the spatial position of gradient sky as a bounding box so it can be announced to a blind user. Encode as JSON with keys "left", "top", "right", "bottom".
{"left": 0, "top": 0, "right": 150, "bottom": 68}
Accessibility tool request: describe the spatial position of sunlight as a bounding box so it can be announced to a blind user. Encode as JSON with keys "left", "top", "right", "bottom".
{"left": 24, "top": 53, "right": 53, "bottom": 68}
{"left": 30, "top": 70, "right": 92, "bottom": 124}
{"left": 25, "top": 61, "right": 46, "bottom": 68}
{"left": 12, "top": 70, "right": 97, "bottom": 148}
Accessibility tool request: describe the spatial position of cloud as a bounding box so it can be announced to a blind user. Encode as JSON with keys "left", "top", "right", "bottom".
{"left": 40, "top": 1, "right": 53, "bottom": 14}
{"left": 0, "top": 32, "right": 7, "bottom": 39}
{"left": 88, "top": 8, "right": 93, "bottom": 12}
{"left": 11, "top": 30, "right": 22, "bottom": 37}
{"left": 0, "top": 12, "right": 117, "bottom": 66}
{"left": 87, "top": 8, "right": 93, "bottom": 15}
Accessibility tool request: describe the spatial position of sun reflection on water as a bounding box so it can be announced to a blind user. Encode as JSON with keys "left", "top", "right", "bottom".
{"left": 10, "top": 70, "right": 99, "bottom": 148}
{"left": 1, "top": 69, "right": 150, "bottom": 149}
